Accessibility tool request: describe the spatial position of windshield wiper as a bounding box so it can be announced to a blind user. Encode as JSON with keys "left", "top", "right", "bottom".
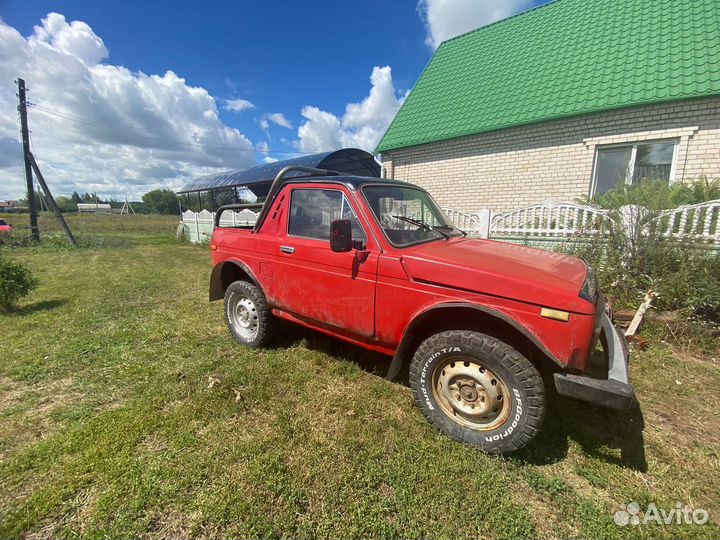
{"left": 392, "top": 215, "right": 450, "bottom": 239}
{"left": 434, "top": 224, "right": 467, "bottom": 237}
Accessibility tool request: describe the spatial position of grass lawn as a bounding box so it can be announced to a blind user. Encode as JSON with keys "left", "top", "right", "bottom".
{"left": 1, "top": 213, "right": 719, "bottom": 539}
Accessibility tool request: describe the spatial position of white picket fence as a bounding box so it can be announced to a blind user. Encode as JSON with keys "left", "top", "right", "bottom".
{"left": 180, "top": 199, "right": 720, "bottom": 246}
{"left": 180, "top": 209, "right": 257, "bottom": 243}
{"left": 443, "top": 200, "right": 720, "bottom": 245}
{"left": 488, "top": 203, "right": 611, "bottom": 238}
{"left": 656, "top": 200, "right": 720, "bottom": 241}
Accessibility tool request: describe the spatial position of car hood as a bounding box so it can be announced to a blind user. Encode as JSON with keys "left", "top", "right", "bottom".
{"left": 401, "top": 238, "right": 592, "bottom": 314}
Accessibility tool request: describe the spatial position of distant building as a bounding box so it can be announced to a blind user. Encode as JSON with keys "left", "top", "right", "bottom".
{"left": 0, "top": 200, "right": 23, "bottom": 212}
{"left": 77, "top": 203, "right": 112, "bottom": 214}
{"left": 377, "top": 0, "right": 720, "bottom": 212}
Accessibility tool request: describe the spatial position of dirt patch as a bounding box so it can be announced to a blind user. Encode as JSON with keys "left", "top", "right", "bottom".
{"left": 646, "top": 409, "right": 720, "bottom": 446}
{"left": 137, "top": 433, "right": 169, "bottom": 456}
{"left": 142, "top": 509, "right": 206, "bottom": 539}
{"left": 510, "top": 481, "right": 578, "bottom": 538}
{"left": 197, "top": 409, "right": 280, "bottom": 443}
{"left": 0, "top": 376, "right": 27, "bottom": 411}
{"left": 0, "top": 376, "right": 82, "bottom": 460}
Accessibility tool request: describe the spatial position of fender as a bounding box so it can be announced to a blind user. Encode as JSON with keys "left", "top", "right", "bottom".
{"left": 209, "top": 258, "right": 262, "bottom": 301}
{"left": 385, "top": 301, "right": 564, "bottom": 381}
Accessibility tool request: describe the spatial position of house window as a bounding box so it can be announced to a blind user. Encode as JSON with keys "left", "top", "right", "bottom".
{"left": 592, "top": 140, "right": 678, "bottom": 196}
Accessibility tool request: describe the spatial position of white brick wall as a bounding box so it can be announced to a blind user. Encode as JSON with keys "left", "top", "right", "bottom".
{"left": 381, "top": 96, "right": 720, "bottom": 213}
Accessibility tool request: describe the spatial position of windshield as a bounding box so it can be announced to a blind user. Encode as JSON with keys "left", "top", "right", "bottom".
{"left": 0, "top": 219, "right": 6, "bottom": 225}
{"left": 362, "top": 185, "right": 462, "bottom": 247}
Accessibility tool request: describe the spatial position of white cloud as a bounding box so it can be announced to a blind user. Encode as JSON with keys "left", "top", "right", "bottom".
{"left": 31, "top": 12, "right": 108, "bottom": 64}
{"left": 297, "top": 107, "right": 342, "bottom": 152}
{"left": 297, "top": 66, "right": 405, "bottom": 154}
{"left": 417, "top": 0, "right": 533, "bottom": 49}
{"left": 224, "top": 98, "right": 255, "bottom": 112}
{"left": 266, "top": 112, "right": 292, "bottom": 129}
{"left": 0, "top": 13, "right": 257, "bottom": 200}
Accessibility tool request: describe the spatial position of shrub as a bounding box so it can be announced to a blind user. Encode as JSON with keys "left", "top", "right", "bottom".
{"left": 586, "top": 177, "right": 720, "bottom": 210}
{"left": 559, "top": 179, "right": 720, "bottom": 333}
{"left": 0, "top": 253, "right": 39, "bottom": 311}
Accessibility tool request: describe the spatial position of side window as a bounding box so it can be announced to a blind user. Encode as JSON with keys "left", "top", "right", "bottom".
{"left": 289, "top": 189, "right": 367, "bottom": 243}
{"left": 592, "top": 139, "right": 678, "bottom": 196}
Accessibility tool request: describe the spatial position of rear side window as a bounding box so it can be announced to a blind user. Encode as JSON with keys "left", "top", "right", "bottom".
{"left": 288, "top": 189, "right": 366, "bottom": 243}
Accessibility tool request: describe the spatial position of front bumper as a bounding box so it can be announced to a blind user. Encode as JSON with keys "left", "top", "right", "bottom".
{"left": 553, "top": 313, "right": 635, "bottom": 410}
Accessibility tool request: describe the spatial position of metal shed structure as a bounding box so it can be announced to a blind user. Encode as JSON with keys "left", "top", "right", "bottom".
{"left": 177, "top": 148, "right": 381, "bottom": 213}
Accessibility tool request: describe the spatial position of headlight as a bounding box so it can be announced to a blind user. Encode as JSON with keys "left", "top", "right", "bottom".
{"left": 579, "top": 266, "right": 598, "bottom": 303}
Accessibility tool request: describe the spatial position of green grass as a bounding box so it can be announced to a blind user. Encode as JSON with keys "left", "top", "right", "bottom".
{"left": 1, "top": 214, "right": 719, "bottom": 538}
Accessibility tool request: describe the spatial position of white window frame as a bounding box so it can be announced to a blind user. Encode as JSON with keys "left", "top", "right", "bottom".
{"left": 590, "top": 138, "right": 680, "bottom": 197}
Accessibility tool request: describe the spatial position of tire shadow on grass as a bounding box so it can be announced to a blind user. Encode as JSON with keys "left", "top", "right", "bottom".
{"left": 512, "top": 387, "right": 647, "bottom": 472}
{"left": 266, "top": 320, "right": 647, "bottom": 471}
{"left": 269, "top": 319, "right": 392, "bottom": 377}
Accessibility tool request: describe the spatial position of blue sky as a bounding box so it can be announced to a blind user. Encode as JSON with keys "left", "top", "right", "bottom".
{"left": 2, "top": 0, "right": 431, "bottom": 149}
{"left": 0, "top": 0, "right": 548, "bottom": 199}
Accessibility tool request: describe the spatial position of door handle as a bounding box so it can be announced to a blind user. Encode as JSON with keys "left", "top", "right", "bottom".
{"left": 280, "top": 245, "right": 295, "bottom": 254}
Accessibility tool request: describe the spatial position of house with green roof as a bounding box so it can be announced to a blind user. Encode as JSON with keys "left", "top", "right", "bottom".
{"left": 376, "top": 0, "right": 720, "bottom": 212}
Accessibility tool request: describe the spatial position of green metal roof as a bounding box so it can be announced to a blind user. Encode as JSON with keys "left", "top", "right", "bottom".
{"left": 376, "top": 0, "right": 720, "bottom": 153}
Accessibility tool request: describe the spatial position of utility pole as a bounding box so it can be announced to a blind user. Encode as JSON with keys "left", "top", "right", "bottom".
{"left": 120, "top": 196, "right": 136, "bottom": 215}
{"left": 28, "top": 154, "right": 77, "bottom": 246}
{"left": 17, "top": 78, "right": 39, "bottom": 241}
{"left": 37, "top": 184, "right": 47, "bottom": 212}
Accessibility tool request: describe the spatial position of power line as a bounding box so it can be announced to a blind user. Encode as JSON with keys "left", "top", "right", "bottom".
{"left": 28, "top": 103, "right": 319, "bottom": 155}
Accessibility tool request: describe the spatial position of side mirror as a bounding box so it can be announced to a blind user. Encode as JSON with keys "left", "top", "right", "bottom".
{"left": 330, "top": 219, "right": 353, "bottom": 252}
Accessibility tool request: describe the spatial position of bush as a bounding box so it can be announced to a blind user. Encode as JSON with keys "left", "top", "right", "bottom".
{"left": 0, "top": 254, "right": 39, "bottom": 311}
{"left": 560, "top": 178, "right": 720, "bottom": 333}
{"left": 587, "top": 177, "right": 720, "bottom": 209}
{"left": 567, "top": 235, "right": 720, "bottom": 317}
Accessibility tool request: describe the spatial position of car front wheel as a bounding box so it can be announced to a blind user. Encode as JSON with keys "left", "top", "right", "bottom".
{"left": 409, "top": 330, "right": 545, "bottom": 454}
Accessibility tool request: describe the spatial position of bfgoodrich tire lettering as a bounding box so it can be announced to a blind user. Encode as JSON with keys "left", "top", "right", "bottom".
{"left": 409, "top": 330, "right": 544, "bottom": 454}
{"left": 224, "top": 280, "right": 275, "bottom": 348}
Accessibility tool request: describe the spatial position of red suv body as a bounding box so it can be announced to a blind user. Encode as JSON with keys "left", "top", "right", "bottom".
{"left": 209, "top": 171, "right": 633, "bottom": 453}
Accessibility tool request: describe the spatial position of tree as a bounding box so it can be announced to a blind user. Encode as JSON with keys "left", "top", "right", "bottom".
{"left": 142, "top": 189, "right": 179, "bottom": 215}
{"left": 55, "top": 196, "right": 77, "bottom": 213}
{"left": 80, "top": 192, "right": 102, "bottom": 204}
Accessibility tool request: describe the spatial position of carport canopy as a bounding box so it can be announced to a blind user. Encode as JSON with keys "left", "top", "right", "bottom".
{"left": 177, "top": 148, "right": 381, "bottom": 212}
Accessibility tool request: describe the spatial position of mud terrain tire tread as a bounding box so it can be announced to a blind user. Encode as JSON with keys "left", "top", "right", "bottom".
{"left": 409, "top": 330, "right": 544, "bottom": 454}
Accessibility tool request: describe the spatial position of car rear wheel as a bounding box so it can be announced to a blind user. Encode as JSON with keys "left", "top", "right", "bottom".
{"left": 224, "top": 280, "right": 275, "bottom": 348}
{"left": 409, "top": 330, "right": 544, "bottom": 454}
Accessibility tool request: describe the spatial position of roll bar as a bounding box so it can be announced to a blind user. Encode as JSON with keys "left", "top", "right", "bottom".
{"left": 213, "top": 203, "right": 264, "bottom": 228}
{"left": 252, "top": 165, "right": 339, "bottom": 232}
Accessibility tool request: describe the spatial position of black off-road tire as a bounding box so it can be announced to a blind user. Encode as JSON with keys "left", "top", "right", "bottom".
{"left": 224, "top": 280, "right": 276, "bottom": 348}
{"left": 409, "top": 330, "right": 545, "bottom": 454}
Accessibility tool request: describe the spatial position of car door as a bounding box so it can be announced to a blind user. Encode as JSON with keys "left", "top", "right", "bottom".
{"left": 272, "top": 186, "right": 378, "bottom": 339}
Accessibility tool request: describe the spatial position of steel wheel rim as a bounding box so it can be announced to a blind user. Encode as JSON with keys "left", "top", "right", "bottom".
{"left": 431, "top": 356, "right": 512, "bottom": 431}
{"left": 230, "top": 295, "right": 259, "bottom": 340}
